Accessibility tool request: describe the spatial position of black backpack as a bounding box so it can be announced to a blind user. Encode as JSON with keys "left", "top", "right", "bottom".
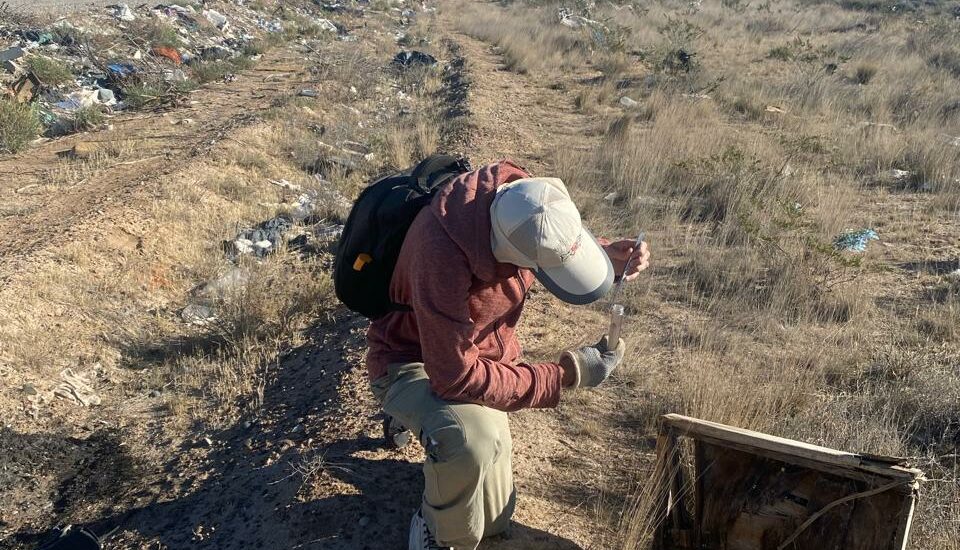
{"left": 334, "top": 154, "right": 472, "bottom": 319}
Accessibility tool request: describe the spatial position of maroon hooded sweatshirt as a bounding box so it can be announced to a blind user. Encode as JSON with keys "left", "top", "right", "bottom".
{"left": 366, "top": 160, "right": 565, "bottom": 411}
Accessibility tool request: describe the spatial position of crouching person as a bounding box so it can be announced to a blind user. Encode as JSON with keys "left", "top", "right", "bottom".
{"left": 360, "top": 160, "right": 650, "bottom": 550}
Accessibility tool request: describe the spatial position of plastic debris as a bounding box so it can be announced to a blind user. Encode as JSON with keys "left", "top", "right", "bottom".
{"left": 298, "top": 89, "right": 319, "bottom": 97}
{"left": 619, "top": 96, "right": 638, "bottom": 108}
{"left": 889, "top": 169, "right": 913, "bottom": 181}
{"left": 0, "top": 46, "right": 26, "bottom": 73}
{"left": 56, "top": 89, "right": 102, "bottom": 111}
{"left": 203, "top": 9, "right": 230, "bottom": 31}
{"left": 392, "top": 50, "right": 437, "bottom": 68}
{"left": 316, "top": 18, "right": 338, "bottom": 32}
{"left": 270, "top": 179, "right": 302, "bottom": 191}
{"left": 200, "top": 45, "right": 234, "bottom": 61}
{"left": 833, "top": 229, "right": 879, "bottom": 252}
{"left": 98, "top": 88, "right": 116, "bottom": 104}
{"left": 107, "top": 63, "right": 138, "bottom": 78}
{"left": 53, "top": 368, "right": 101, "bottom": 407}
{"left": 230, "top": 217, "right": 293, "bottom": 258}
{"left": 558, "top": 8, "right": 602, "bottom": 30}
{"left": 314, "top": 224, "right": 344, "bottom": 242}
{"left": 181, "top": 303, "right": 217, "bottom": 325}
{"left": 112, "top": 3, "right": 137, "bottom": 22}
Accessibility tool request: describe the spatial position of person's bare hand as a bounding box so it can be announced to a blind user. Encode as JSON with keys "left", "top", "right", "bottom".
{"left": 603, "top": 239, "right": 650, "bottom": 281}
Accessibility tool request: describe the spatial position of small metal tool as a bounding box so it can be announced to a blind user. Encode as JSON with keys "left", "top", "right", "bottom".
{"left": 606, "top": 232, "right": 645, "bottom": 346}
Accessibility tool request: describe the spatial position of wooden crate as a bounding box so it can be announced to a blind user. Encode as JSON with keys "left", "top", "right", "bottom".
{"left": 651, "top": 414, "right": 925, "bottom": 550}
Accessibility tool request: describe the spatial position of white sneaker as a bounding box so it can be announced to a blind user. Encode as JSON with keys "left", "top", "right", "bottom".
{"left": 409, "top": 509, "right": 452, "bottom": 550}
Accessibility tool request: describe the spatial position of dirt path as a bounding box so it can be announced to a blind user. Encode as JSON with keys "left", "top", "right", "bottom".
{"left": 0, "top": 50, "right": 304, "bottom": 286}
{"left": 442, "top": 22, "right": 656, "bottom": 550}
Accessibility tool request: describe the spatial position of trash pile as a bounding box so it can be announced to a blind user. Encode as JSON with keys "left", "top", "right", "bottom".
{"left": 224, "top": 177, "right": 350, "bottom": 260}
{"left": 0, "top": 1, "right": 322, "bottom": 142}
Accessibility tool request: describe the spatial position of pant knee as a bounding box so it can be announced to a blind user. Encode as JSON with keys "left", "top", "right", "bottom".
{"left": 421, "top": 408, "right": 508, "bottom": 468}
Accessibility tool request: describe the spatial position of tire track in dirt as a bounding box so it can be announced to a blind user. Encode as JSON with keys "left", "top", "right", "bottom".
{"left": 0, "top": 52, "right": 306, "bottom": 286}
{"left": 439, "top": 19, "right": 650, "bottom": 549}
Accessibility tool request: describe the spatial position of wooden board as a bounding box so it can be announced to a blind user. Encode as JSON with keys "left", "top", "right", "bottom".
{"left": 651, "top": 415, "right": 924, "bottom": 550}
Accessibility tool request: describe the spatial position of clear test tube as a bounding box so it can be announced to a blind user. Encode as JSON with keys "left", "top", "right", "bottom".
{"left": 607, "top": 304, "right": 625, "bottom": 347}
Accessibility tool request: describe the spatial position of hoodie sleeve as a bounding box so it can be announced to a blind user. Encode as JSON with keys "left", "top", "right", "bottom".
{"left": 409, "top": 235, "right": 564, "bottom": 412}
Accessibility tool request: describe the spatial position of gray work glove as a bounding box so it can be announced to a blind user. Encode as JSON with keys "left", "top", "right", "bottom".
{"left": 560, "top": 336, "right": 626, "bottom": 388}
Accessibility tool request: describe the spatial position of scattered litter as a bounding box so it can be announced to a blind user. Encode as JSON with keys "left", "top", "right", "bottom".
{"left": 200, "top": 45, "right": 233, "bottom": 61}
{"left": 270, "top": 179, "right": 302, "bottom": 191}
{"left": 54, "top": 368, "right": 101, "bottom": 407}
{"left": 392, "top": 50, "right": 437, "bottom": 68}
{"left": 765, "top": 105, "right": 786, "bottom": 113}
{"left": 298, "top": 89, "right": 319, "bottom": 98}
{"left": 152, "top": 46, "right": 182, "bottom": 65}
{"left": 203, "top": 9, "right": 230, "bottom": 31}
{"left": 56, "top": 89, "right": 102, "bottom": 111}
{"left": 107, "top": 63, "right": 138, "bottom": 78}
{"left": 859, "top": 121, "right": 899, "bottom": 132}
{"left": 11, "top": 73, "right": 41, "bottom": 103}
{"left": 315, "top": 18, "right": 338, "bottom": 33}
{"left": 619, "top": 96, "right": 638, "bottom": 108}
{"left": 834, "top": 229, "right": 879, "bottom": 252}
{"left": 340, "top": 140, "right": 371, "bottom": 157}
{"left": 557, "top": 8, "right": 600, "bottom": 29}
{"left": 603, "top": 192, "right": 618, "bottom": 202}
{"left": 233, "top": 238, "right": 254, "bottom": 255}
{"left": 0, "top": 46, "right": 26, "bottom": 73}
{"left": 111, "top": 3, "right": 137, "bottom": 21}
{"left": 682, "top": 93, "right": 711, "bottom": 100}
{"left": 181, "top": 303, "right": 217, "bottom": 325}
{"left": 889, "top": 169, "right": 914, "bottom": 181}
{"left": 195, "top": 268, "right": 249, "bottom": 301}
{"left": 230, "top": 216, "right": 293, "bottom": 257}
{"left": 98, "top": 88, "right": 116, "bottom": 104}
{"left": 16, "top": 183, "right": 41, "bottom": 194}
{"left": 313, "top": 223, "right": 344, "bottom": 242}
{"left": 940, "top": 134, "right": 960, "bottom": 147}
{"left": 258, "top": 19, "right": 284, "bottom": 33}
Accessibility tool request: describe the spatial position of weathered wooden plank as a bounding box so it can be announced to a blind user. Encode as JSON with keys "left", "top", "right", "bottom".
{"left": 660, "top": 414, "right": 923, "bottom": 481}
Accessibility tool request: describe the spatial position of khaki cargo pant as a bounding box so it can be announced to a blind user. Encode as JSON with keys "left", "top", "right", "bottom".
{"left": 370, "top": 362, "right": 515, "bottom": 550}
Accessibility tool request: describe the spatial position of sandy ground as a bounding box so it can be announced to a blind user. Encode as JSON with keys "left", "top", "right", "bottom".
{"left": 3, "top": 0, "right": 112, "bottom": 15}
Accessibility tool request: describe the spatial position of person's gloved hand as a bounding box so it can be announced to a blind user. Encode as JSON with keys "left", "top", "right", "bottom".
{"left": 559, "top": 336, "right": 626, "bottom": 388}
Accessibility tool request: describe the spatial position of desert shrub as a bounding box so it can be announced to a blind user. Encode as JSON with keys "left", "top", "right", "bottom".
{"left": 854, "top": 63, "right": 878, "bottom": 84}
{"left": 746, "top": 16, "right": 785, "bottom": 34}
{"left": 24, "top": 55, "right": 72, "bottom": 86}
{"left": 66, "top": 105, "right": 106, "bottom": 133}
{"left": 657, "top": 16, "right": 703, "bottom": 73}
{"left": 927, "top": 48, "right": 960, "bottom": 78}
{"left": 138, "top": 19, "right": 181, "bottom": 48}
{"left": 0, "top": 100, "right": 41, "bottom": 153}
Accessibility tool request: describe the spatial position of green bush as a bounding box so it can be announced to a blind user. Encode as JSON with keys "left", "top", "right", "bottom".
{"left": 0, "top": 100, "right": 41, "bottom": 153}
{"left": 24, "top": 56, "right": 73, "bottom": 86}
{"left": 122, "top": 82, "right": 165, "bottom": 110}
{"left": 66, "top": 105, "right": 106, "bottom": 133}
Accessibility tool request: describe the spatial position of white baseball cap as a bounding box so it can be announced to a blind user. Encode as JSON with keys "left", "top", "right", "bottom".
{"left": 490, "top": 177, "right": 613, "bottom": 304}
